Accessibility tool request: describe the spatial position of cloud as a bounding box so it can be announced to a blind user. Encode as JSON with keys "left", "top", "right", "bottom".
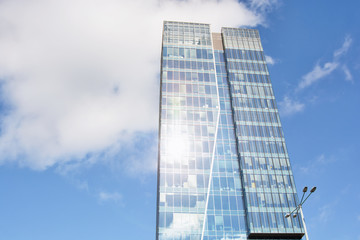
{"left": 318, "top": 204, "right": 332, "bottom": 223}
{"left": 298, "top": 62, "right": 339, "bottom": 90}
{"left": 99, "top": 191, "right": 123, "bottom": 203}
{"left": 249, "top": 0, "right": 280, "bottom": 13}
{"left": 342, "top": 65, "right": 353, "bottom": 82}
{"left": 54, "top": 131, "right": 158, "bottom": 179}
{"left": 298, "top": 153, "right": 335, "bottom": 174}
{"left": 316, "top": 154, "right": 326, "bottom": 164}
{"left": 161, "top": 213, "right": 203, "bottom": 239}
{"left": 76, "top": 180, "right": 90, "bottom": 191}
{"left": 265, "top": 55, "right": 276, "bottom": 65}
{"left": 101, "top": 132, "right": 158, "bottom": 177}
{"left": 318, "top": 201, "right": 338, "bottom": 224}
{"left": 0, "top": 0, "right": 269, "bottom": 170}
{"left": 278, "top": 96, "right": 305, "bottom": 117}
{"left": 298, "top": 35, "right": 353, "bottom": 90}
{"left": 333, "top": 35, "right": 352, "bottom": 58}
{"left": 123, "top": 145, "right": 158, "bottom": 176}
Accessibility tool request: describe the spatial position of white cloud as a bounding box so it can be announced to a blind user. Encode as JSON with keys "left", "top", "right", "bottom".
{"left": 316, "top": 154, "right": 326, "bottom": 164}
{"left": 249, "top": 0, "right": 280, "bottom": 13}
{"left": 298, "top": 62, "right": 339, "bottom": 90}
{"left": 99, "top": 132, "right": 158, "bottom": 177}
{"left": 265, "top": 55, "right": 276, "bottom": 65}
{"left": 0, "top": 0, "right": 269, "bottom": 170}
{"left": 124, "top": 146, "right": 158, "bottom": 176}
{"left": 76, "top": 181, "right": 89, "bottom": 191}
{"left": 318, "top": 201, "right": 337, "bottom": 224}
{"left": 162, "top": 213, "right": 203, "bottom": 239}
{"left": 298, "top": 153, "right": 336, "bottom": 175}
{"left": 333, "top": 35, "right": 352, "bottom": 58}
{"left": 318, "top": 204, "right": 331, "bottom": 223}
{"left": 99, "top": 191, "right": 122, "bottom": 203}
{"left": 298, "top": 35, "right": 353, "bottom": 90}
{"left": 278, "top": 96, "right": 305, "bottom": 117}
{"left": 342, "top": 65, "right": 353, "bottom": 82}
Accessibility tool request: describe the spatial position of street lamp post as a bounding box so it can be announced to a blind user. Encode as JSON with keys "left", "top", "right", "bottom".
{"left": 285, "top": 186, "right": 316, "bottom": 240}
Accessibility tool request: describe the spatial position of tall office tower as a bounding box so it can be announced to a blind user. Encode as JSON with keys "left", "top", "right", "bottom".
{"left": 157, "top": 21, "right": 304, "bottom": 240}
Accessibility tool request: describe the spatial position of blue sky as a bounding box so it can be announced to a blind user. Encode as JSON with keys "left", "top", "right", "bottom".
{"left": 0, "top": 0, "right": 359, "bottom": 239}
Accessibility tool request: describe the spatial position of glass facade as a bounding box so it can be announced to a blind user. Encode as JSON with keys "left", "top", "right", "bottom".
{"left": 157, "top": 21, "right": 304, "bottom": 240}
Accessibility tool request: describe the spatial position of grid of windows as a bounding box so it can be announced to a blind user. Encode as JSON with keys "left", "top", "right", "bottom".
{"left": 163, "top": 21, "right": 212, "bottom": 47}
{"left": 222, "top": 27, "right": 303, "bottom": 236}
{"left": 158, "top": 21, "right": 219, "bottom": 240}
{"left": 157, "top": 21, "right": 304, "bottom": 240}
{"left": 201, "top": 49, "right": 247, "bottom": 240}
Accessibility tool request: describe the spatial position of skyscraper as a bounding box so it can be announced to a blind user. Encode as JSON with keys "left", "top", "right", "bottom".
{"left": 157, "top": 21, "right": 304, "bottom": 240}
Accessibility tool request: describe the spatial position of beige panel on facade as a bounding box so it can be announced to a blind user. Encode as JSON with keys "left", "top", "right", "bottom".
{"left": 211, "top": 33, "right": 223, "bottom": 50}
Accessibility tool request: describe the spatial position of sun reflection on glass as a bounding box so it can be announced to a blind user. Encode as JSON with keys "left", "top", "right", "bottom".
{"left": 166, "top": 135, "right": 189, "bottom": 157}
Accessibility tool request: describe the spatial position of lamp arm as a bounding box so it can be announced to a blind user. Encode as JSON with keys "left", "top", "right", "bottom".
{"left": 289, "top": 205, "right": 300, "bottom": 215}
{"left": 298, "top": 191, "right": 306, "bottom": 206}
{"left": 300, "top": 192, "right": 313, "bottom": 205}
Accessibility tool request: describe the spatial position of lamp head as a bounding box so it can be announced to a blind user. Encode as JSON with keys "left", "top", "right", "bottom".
{"left": 310, "top": 187, "right": 317, "bottom": 193}
{"left": 303, "top": 186, "right": 308, "bottom": 192}
{"left": 293, "top": 214, "right": 297, "bottom": 218}
{"left": 285, "top": 214, "right": 290, "bottom": 218}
